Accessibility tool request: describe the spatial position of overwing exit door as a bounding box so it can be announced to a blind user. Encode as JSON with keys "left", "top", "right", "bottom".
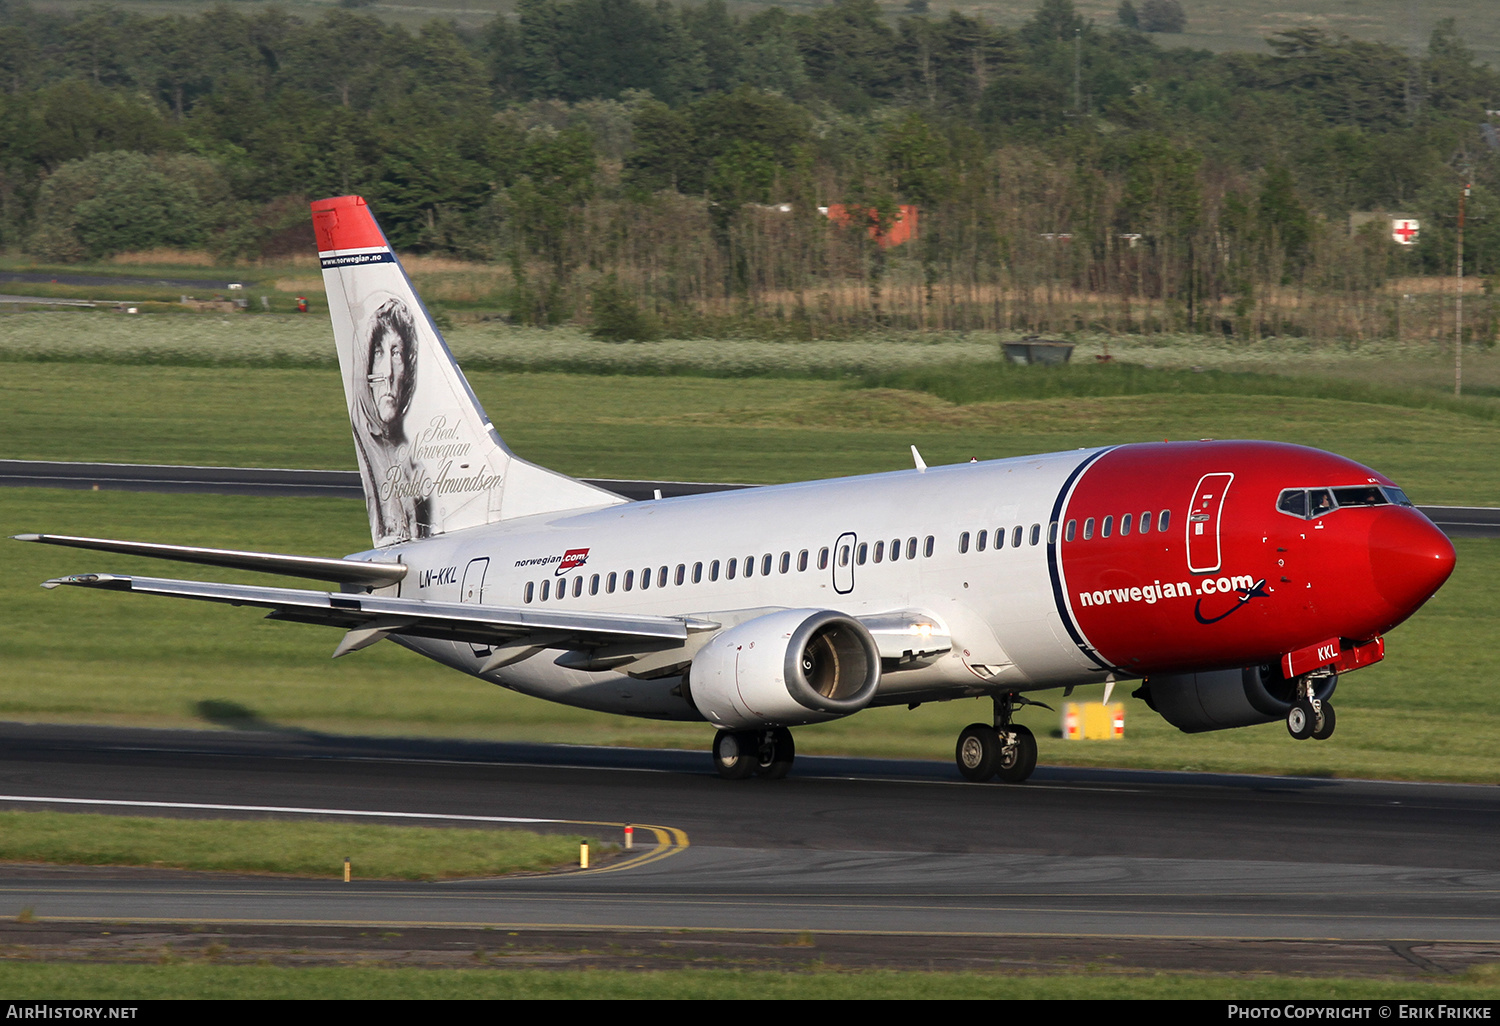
{"left": 1187, "top": 473, "right": 1233, "bottom": 573}
{"left": 832, "top": 532, "right": 856, "bottom": 595}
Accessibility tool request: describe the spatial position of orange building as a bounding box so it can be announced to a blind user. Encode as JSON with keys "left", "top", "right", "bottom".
{"left": 821, "top": 204, "right": 919, "bottom": 248}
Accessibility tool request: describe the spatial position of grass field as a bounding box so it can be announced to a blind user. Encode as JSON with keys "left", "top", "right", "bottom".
{"left": 0, "top": 811, "right": 588, "bottom": 880}
{"left": 0, "top": 961, "right": 1496, "bottom": 999}
{"left": 24, "top": 0, "right": 1500, "bottom": 69}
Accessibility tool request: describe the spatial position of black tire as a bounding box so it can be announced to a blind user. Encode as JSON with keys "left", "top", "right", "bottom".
{"left": 713, "top": 729, "right": 755, "bottom": 780}
{"left": 1311, "top": 701, "right": 1336, "bottom": 741}
{"left": 755, "top": 727, "right": 796, "bottom": 780}
{"left": 956, "top": 723, "right": 1001, "bottom": 782}
{"left": 995, "top": 724, "right": 1038, "bottom": 784}
{"left": 1287, "top": 700, "right": 1315, "bottom": 740}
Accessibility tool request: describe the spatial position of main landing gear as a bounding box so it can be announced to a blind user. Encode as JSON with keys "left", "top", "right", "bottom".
{"left": 713, "top": 727, "right": 796, "bottom": 780}
{"left": 956, "top": 694, "right": 1039, "bottom": 784}
{"left": 1286, "top": 676, "right": 1337, "bottom": 742}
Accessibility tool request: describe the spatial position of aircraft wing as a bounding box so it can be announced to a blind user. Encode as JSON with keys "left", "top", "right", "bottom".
{"left": 16, "top": 533, "right": 406, "bottom": 587}
{"left": 41, "top": 573, "right": 720, "bottom": 663}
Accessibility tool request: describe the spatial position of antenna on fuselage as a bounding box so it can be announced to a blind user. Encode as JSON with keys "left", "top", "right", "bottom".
{"left": 911, "top": 445, "right": 927, "bottom": 472}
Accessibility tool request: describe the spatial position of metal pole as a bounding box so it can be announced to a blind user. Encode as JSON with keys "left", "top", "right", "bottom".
{"left": 1456, "top": 179, "right": 1469, "bottom": 397}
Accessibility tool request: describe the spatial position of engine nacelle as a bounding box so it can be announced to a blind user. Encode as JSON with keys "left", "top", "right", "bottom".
{"left": 688, "top": 609, "right": 881, "bottom": 729}
{"left": 1140, "top": 665, "right": 1338, "bottom": 733}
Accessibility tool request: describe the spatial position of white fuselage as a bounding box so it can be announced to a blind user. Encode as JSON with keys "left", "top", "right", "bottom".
{"left": 369, "top": 449, "right": 1109, "bottom": 721}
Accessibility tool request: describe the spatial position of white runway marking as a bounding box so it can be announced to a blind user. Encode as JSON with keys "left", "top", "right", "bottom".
{"left": 0, "top": 794, "right": 557, "bottom": 825}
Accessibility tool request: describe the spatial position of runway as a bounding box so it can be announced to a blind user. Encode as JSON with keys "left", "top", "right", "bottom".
{"left": 0, "top": 723, "right": 1496, "bottom": 944}
{"left": 0, "top": 459, "right": 1491, "bottom": 533}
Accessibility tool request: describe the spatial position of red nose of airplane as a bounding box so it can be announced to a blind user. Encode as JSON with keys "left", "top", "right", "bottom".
{"left": 1368, "top": 508, "right": 1456, "bottom": 624}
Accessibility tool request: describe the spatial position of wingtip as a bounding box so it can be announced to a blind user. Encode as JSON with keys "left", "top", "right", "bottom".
{"left": 41, "top": 573, "right": 124, "bottom": 590}
{"left": 13, "top": 534, "right": 41, "bottom": 542}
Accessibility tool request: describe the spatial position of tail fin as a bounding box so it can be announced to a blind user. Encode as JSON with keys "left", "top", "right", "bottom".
{"left": 311, "top": 195, "right": 623, "bottom": 548}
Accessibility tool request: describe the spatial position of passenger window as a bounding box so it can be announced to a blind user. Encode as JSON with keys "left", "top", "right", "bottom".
{"left": 873, "top": 541, "right": 884, "bottom": 563}
{"left": 1159, "top": 510, "right": 1172, "bottom": 532}
{"left": 924, "top": 536, "right": 935, "bottom": 557}
{"left": 540, "top": 579, "right": 550, "bottom": 601}
{"left": 798, "top": 550, "right": 808, "bottom": 572}
{"left": 727, "top": 558, "right": 737, "bottom": 580}
{"left": 779, "top": 552, "right": 790, "bottom": 574}
{"left": 744, "top": 556, "right": 754, "bottom": 578}
{"left": 840, "top": 545, "right": 851, "bottom": 567}
{"left": 1015, "top": 526, "right": 1025, "bottom": 548}
{"left": 993, "top": 528, "right": 1004, "bottom": 550}
{"left": 1046, "top": 522, "right": 1056, "bottom": 544}
{"left": 658, "top": 566, "right": 669, "bottom": 588}
{"left": 1121, "top": 513, "right": 1132, "bottom": 536}
{"left": 1102, "top": 516, "right": 1112, "bottom": 539}
{"left": 573, "top": 576, "right": 583, "bottom": 597}
{"left": 1065, "top": 520, "right": 1076, "bottom": 542}
{"left": 906, "top": 537, "right": 916, "bottom": 560}
{"left": 710, "top": 560, "right": 719, "bottom": 582}
{"left": 1140, "top": 512, "right": 1152, "bottom": 534}
{"left": 819, "top": 547, "right": 829, "bottom": 570}
{"left": 607, "top": 572, "right": 617, "bottom": 594}
{"left": 959, "top": 532, "right": 970, "bottom": 554}
{"left": 889, "top": 538, "right": 901, "bottom": 561}
{"left": 1083, "top": 518, "right": 1094, "bottom": 540}
{"left": 674, "top": 564, "right": 684, "bottom": 586}
{"left": 693, "top": 562, "right": 703, "bottom": 584}
{"left": 761, "top": 553, "right": 772, "bottom": 576}
{"left": 640, "top": 568, "right": 650, "bottom": 590}
{"left": 856, "top": 543, "right": 868, "bottom": 565}
{"left": 977, "top": 530, "right": 987, "bottom": 552}
{"left": 524, "top": 582, "right": 534, "bottom": 603}
{"left": 589, "top": 574, "right": 599, "bottom": 595}
{"left": 624, "top": 570, "right": 634, "bottom": 591}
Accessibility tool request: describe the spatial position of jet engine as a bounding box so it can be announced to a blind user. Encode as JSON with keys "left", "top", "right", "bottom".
{"left": 687, "top": 609, "right": 881, "bottom": 729}
{"left": 1138, "top": 665, "right": 1337, "bottom": 733}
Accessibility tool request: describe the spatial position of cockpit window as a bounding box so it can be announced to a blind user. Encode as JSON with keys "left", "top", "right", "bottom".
{"left": 1278, "top": 485, "right": 1397, "bottom": 520}
{"left": 1334, "top": 487, "right": 1387, "bottom": 507}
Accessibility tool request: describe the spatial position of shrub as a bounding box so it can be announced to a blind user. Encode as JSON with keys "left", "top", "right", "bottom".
{"left": 589, "top": 275, "right": 661, "bottom": 342}
{"left": 1138, "top": 0, "right": 1186, "bottom": 33}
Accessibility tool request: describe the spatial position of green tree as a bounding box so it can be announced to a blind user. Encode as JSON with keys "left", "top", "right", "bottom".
{"left": 1137, "top": 0, "right": 1185, "bottom": 34}
{"left": 30, "top": 150, "right": 209, "bottom": 260}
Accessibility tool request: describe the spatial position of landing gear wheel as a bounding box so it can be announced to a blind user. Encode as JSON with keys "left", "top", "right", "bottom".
{"left": 754, "top": 727, "right": 795, "bottom": 780}
{"left": 713, "top": 729, "right": 756, "bottom": 780}
{"left": 995, "top": 724, "right": 1038, "bottom": 784}
{"left": 1287, "top": 700, "right": 1316, "bottom": 740}
{"left": 1311, "top": 701, "right": 1336, "bottom": 741}
{"left": 956, "top": 724, "right": 1001, "bottom": 782}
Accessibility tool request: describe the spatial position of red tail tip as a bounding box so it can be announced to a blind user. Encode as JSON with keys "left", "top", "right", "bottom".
{"left": 310, "top": 195, "right": 386, "bottom": 253}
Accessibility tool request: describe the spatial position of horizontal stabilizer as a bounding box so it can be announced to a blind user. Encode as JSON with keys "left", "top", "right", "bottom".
{"left": 41, "top": 573, "right": 718, "bottom": 655}
{"left": 16, "top": 533, "right": 406, "bottom": 586}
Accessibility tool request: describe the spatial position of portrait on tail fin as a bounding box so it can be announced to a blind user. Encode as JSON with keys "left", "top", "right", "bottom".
{"left": 349, "top": 292, "right": 430, "bottom": 546}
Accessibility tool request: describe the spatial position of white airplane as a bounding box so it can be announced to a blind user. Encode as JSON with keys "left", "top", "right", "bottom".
{"left": 20, "top": 196, "right": 1457, "bottom": 782}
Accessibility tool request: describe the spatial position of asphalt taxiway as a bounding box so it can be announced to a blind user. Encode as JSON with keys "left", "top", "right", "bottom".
{"left": 0, "top": 723, "right": 1495, "bottom": 945}
{"left": 1, "top": 460, "right": 1493, "bottom": 534}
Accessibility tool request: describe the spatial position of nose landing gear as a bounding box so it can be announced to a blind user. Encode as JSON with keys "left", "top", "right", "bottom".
{"left": 955, "top": 694, "right": 1039, "bottom": 783}
{"left": 1286, "top": 676, "right": 1336, "bottom": 741}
